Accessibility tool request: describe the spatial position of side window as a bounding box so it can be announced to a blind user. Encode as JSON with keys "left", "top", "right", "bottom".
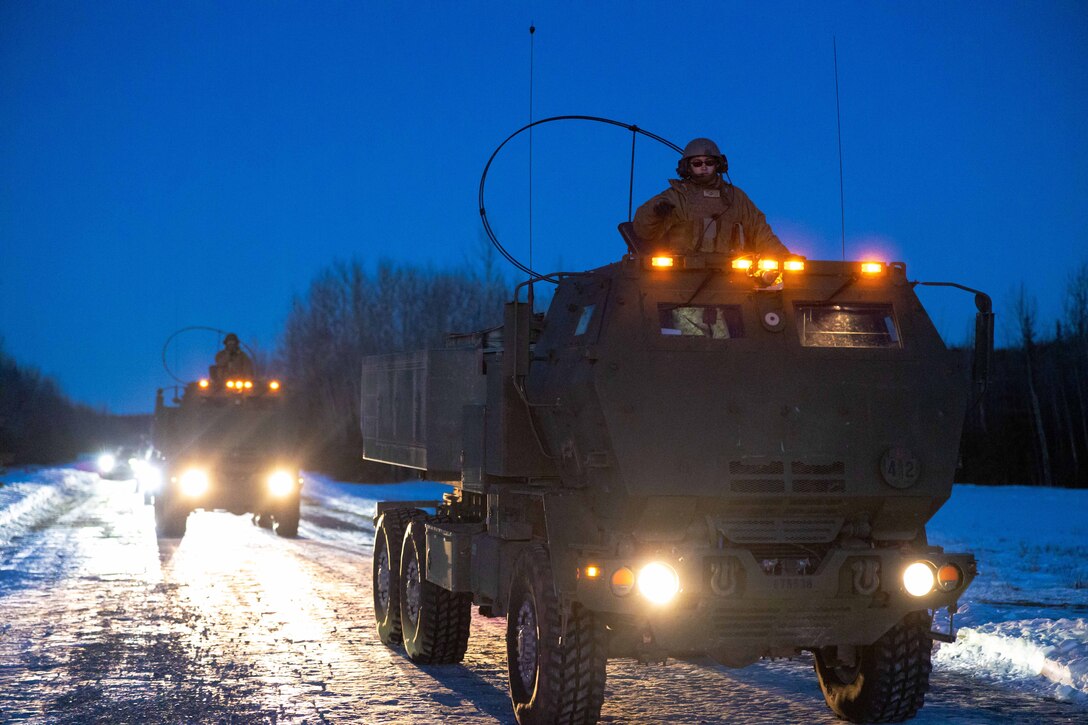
{"left": 658, "top": 304, "right": 744, "bottom": 339}
{"left": 796, "top": 303, "right": 901, "bottom": 348}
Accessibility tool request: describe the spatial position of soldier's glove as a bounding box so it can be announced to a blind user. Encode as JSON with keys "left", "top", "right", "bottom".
{"left": 653, "top": 200, "right": 676, "bottom": 218}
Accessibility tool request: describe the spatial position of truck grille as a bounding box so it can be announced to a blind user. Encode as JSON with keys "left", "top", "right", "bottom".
{"left": 713, "top": 607, "right": 851, "bottom": 643}
{"left": 727, "top": 459, "right": 845, "bottom": 494}
{"left": 718, "top": 517, "right": 843, "bottom": 543}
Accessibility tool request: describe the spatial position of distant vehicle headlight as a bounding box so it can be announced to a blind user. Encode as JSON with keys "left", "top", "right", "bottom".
{"left": 267, "top": 470, "right": 295, "bottom": 497}
{"left": 179, "top": 469, "right": 210, "bottom": 497}
{"left": 97, "top": 453, "right": 116, "bottom": 473}
{"left": 903, "top": 562, "right": 936, "bottom": 597}
{"left": 637, "top": 561, "right": 680, "bottom": 605}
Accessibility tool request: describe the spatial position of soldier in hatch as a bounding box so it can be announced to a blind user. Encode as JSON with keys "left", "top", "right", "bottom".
{"left": 633, "top": 137, "right": 789, "bottom": 257}
{"left": 212, "top": 332, "right": 255, "bottom": 381}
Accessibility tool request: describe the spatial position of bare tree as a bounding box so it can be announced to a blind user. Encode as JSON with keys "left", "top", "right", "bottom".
{"left": 1011, "top": 283, "right": 1052, "bottom": 486}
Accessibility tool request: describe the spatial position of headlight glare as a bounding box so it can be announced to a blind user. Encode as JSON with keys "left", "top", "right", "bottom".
{"left": 903, "top": 561, "right": 936, "bottom": 597}
{"left": 637, "top": 561, "right": 680, "bottom": 605}
{"left": 267, "top": 470, "right": 295, "bottom": 497}
{"left": 97, "top": 453, "right": 116, "bottom": 473}
{"left": 179, "top": 469, "right": 210, "bottom": 497}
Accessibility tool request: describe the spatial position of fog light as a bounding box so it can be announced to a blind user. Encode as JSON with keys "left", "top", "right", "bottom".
{"left": 610, "top": 567, "right": 635, "bottom": 597}
{"left": 903, "top": 562, "right": 935, "bottom": 596}
{"left": 637, "top": 562, "right": 680, "bottom": 605}
{"left": 179, "top": 469, "right": 210, "bottom": 497}
{"left": 267, "top": 470, "right": 295, "bottom": 497}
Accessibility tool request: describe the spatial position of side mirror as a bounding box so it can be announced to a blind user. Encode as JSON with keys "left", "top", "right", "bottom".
{"left": 972, "top": 293, "right": 994, "bottom": 388}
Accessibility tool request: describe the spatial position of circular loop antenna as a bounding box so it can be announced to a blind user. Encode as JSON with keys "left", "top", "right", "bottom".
{"left": 161, "top": 326, "right": 258, "bottom": 384}
{"left": 478, "top": 115, "right": 682, "bottom": 284}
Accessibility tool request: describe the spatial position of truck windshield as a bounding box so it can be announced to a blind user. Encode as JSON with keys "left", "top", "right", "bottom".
{"left": 658, "top": 304, "right": 744, "bottom": 339}
{"left": 796, "top": 303, "right": 900, "bottom": 348}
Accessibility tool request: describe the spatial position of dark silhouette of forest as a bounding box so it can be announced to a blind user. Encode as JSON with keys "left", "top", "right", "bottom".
{"left": 3, "top": 258, "right": 1086, "bottom": 488}
{"left": 0, "top": 338, "right": 149, "bottom": 467}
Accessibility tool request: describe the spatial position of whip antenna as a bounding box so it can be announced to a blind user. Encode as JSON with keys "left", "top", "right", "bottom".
{"left": 527, "top": 23, "right": 536, "bottom": 308}
{"left": 834, "top": 37, "right": 847, "bottom": 261}
{"left": 628, "top": 126, "right": 638, "bottom": 221}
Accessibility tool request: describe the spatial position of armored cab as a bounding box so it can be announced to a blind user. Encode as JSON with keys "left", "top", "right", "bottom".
{"left": 363, "top": 237, "right": 989, "bottom": 724}
{"left": 152, "top": 375, "right": 301, "bottom": 538}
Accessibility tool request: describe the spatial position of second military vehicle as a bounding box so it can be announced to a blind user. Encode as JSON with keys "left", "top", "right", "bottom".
{"left": 362, "top": 230, "right": 991, "bottom": 723}
{"left": 152, "top": 373, "right": 301, "bottom": 538}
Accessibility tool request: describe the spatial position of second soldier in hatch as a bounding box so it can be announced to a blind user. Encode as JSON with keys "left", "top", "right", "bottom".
{"left": 633, "top": 137, "right": 789, "bottom": 257}
{"left": 212, "top": 332, "right": 255, "bottom": 382}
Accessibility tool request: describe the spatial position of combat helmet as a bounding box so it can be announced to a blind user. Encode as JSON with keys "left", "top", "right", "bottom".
{"left": 677, "top": 137, "right": 728, "bottom": 178}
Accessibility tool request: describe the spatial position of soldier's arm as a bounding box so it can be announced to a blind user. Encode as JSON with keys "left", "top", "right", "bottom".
{"left": 633, "top": 189, "right": 681, "bottom": 244}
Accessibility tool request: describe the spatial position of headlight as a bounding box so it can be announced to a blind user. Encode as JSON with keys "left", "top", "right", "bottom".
{"left": 903, "top": 562, "right": 936, "bottom": 597}
{"left": 97, "top": 453, "right": 116, "bottom": 473}
{"left": 179, "top": 469, "right": 210, "bottom": 497}
{"left": 267, "top": 470, "right": 295, "bottom": 497}
{"left": 637, "top": 562, "right": 680, "bottom": 605}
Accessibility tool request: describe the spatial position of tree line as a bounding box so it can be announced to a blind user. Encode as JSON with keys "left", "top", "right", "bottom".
{"left": 0, "top": 338, "right": 148, "bottom": 467}
{"left": 958, "top": 263, "right": 1088, "bottom": 487}
{"left": 278, "top": 256, "right": 508, "bottom": 478}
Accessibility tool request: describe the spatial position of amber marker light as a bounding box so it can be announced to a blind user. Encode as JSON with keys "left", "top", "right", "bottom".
{"left": 860, "top": 262, "right": 884, "bottom": 275}
{"left": 269, "top": 380, "right": 281, "bottom": 391}
{"left": 783, "top": 258, "right": 805, "bottom": 272}
{"left": 243, "top": 380, "right": 253, "bottom": 389}
{"left": 198, "top": 379, "right": 210, "bottom": 389}
{"left": 610, "top": 566, "right": 635, "bottom": 596}
{"left": 731, "top": 258, "right": 754, "bottom": 271}
{"left": 650, "top": 255, "right": 675, "bottom": 268}
{"left": 937, "top": 564, "right": 963, "bottom": 592}
{"left": 226, "top": 380, "right": 236, "bottom": 389}
{"left": 583, "top": 565, "right": 602, "bottom": 580}
{"left": 757, "top": 258, "right": 780, "bottom": 272}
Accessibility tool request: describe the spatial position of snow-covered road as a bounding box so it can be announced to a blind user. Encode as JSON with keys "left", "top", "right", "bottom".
{"left": 0, "top": 467, "right": 1085, "bottom": 723}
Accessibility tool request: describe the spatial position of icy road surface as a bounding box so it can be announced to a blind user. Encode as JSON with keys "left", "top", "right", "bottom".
{"left": 0, "top": 467, "right": 1085, "bottom": 723}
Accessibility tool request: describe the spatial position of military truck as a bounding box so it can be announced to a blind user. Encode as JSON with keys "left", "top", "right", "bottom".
{"left": 152, "top": 374, "right": 301, "bottom": 538}
{"left": 362, "top": 230, "right": 991, "bottom": 724}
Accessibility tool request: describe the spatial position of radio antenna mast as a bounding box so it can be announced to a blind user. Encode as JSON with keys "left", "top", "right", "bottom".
{"left": 527, "top": 23, "right": 536, "bottom": 309}
{"left": 834, "top": 37, "right": 847, "bottom": 261}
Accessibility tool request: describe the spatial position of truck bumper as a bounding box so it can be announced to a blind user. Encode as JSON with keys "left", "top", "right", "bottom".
{"left": 572, "top": 545, "right": 975, "bottom": 660}
{"left": 165, "top": 463, "right": 301, "bottom": 515}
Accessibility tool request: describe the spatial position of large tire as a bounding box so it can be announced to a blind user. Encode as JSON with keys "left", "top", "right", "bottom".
{"left": 814, "top": 610, "right": 934, "bottom": 723}
{"left": 399, "top": 518, "right": 472, "bottom": 663}
{"left": 154, "top": 494, "right": 188, "bottom": 538}
{"left": 373, "top": 508, "right": 423, "bottom": 646}
{"left": 506, "top": 543, "right": 607, "bottom": 725}
{"left": 274, "top": 494, "right": 300, "bottom": 538}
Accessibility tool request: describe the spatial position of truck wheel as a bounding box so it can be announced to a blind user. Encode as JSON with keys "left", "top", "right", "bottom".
{"left": 275, "top": 495, "right": 300, "bottom": 538}
{"left": 154, "top": 495, "right": 188, "bottom": 538}
{"left": 506, "top": 543, "right": 607, "bottom": 725}
{"left": 399, "top": 518, "right": 472, "bottom": 663}
{"left": 814, "top": 610, "right": 933, "bottom": 723}
{"left": 257, "top": 513, "right": 274, "bottom": 529}
{"left": 373, "top": 508, "right": 423, "bottom": 646}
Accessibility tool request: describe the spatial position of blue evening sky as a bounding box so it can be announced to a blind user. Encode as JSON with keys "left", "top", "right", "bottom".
{"left": 2, "top": 1, "right": 1086, "bottom": 414}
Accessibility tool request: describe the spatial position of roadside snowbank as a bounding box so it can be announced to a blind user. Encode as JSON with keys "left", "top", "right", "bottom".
{"left": 0, "top": 466, "right": 97, "bottom": 550}
{"left": 929, "top": 485, "right": 1088, "bottom": 704}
